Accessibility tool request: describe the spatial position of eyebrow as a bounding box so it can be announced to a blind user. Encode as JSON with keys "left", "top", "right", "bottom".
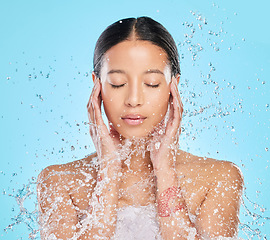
{"left": 107, "top": 69, "right": 164, "bottom": 75}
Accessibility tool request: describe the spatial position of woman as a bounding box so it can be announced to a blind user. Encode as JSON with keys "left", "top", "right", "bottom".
{"left": 37, "top": 17, "right": 243, "bottom": 240}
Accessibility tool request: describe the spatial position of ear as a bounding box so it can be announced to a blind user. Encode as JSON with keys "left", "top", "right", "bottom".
{"left": 92, "top": 71, "right": 98, "bottom": 83}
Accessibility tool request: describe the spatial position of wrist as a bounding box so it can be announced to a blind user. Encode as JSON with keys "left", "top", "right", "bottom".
{"left": 154, "top": 167, "right": 178, "bottom": 193}
{"left": 98, "top": 159, "right": 122, "bottom": 182}
{"left": 99, "top": 152, "right": 122, "bottom": 169}
{"left": 153, "top": 161, "right": 175, "bottom": 176}
{"left": 157, "top": 186, "right": 185, "bottom": 217}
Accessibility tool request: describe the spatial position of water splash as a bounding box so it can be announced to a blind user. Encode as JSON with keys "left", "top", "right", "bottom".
{"left": 239, "top": 192, "right": 270, "bottom": 239}
{"left": 2, "top": 4, "right": 269, "bottom": 240}
{"left": 4, "top": 180, "right": 40, "bottom": 239}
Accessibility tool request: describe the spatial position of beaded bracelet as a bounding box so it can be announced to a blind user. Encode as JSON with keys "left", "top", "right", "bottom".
{"left": 97, "top": 175, "right": 102, "bottom": 182}
{"left": 157, "top": 186, "right": 185, "bottom": 217}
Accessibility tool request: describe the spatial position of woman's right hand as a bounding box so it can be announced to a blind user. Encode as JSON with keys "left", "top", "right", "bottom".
{"left": 87, "top": 79, "right": 121, "bottom": 168}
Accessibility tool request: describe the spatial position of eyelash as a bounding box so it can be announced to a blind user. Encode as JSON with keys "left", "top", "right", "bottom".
{"left": 146, "top": 84, "right": 160, "bottom": 88}
{"left": 111, "top": 84, "right": 125, "bottom": 88}
{"left": 110, "top": 83, "right": 160, "bottom": 88}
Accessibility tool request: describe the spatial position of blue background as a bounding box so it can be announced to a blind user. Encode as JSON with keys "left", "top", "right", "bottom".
{"left": 0, "top": 0, "right": 269, "bottom": 239}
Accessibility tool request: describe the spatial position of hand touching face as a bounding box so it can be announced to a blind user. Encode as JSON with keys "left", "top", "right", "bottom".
{"left": 96, "top": 40, "right": 178, "bottom": 139}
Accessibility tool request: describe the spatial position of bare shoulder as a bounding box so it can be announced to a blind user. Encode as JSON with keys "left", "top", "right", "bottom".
{"left": 37, "top": 152, "right": 100, "bottom": 213}
{"left": 37, "top": 152, "right": 99, "bottom": 190}
{"left": 176, "top": 149, "right": 244, "bottom": 187}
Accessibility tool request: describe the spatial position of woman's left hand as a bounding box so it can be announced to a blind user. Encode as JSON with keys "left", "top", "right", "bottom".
{"left": 149, "top": 77, "right": 183, "bottom": 172}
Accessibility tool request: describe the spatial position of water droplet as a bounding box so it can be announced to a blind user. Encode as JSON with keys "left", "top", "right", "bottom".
{"left": 265, "top": 148, "right": 269, "bottom": 152}
{"left": 71, "top": 146, "right": 75, "bottom": 151}
{"left": 59, "top": 148, "right": 64, "bottom": 153}
{"left": 155, "top": 142, "right": 161, "bottom": 149}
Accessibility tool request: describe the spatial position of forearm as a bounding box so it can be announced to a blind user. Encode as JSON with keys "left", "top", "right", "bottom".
{"left": 155, "top": 165, "right": 200, "bottom": 240}
{"left": 78, "top": 155, "right": 121, "bottom": 239}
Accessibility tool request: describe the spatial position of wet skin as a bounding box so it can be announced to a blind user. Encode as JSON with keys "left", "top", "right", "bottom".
{"left": 38, "top": 150, "right": 241, "bottom": 215}
{"left": 37, "top": 40, "right": 243, "bottom": 239}
{"left": 38, "top": 151, "right": 243, "bottom": 239}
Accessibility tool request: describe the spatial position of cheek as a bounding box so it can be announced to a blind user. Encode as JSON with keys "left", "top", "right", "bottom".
{"left": 147, "top": 89, "right": 170, "bottom": 115}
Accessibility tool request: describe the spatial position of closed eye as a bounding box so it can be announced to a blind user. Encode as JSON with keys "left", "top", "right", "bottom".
{"left": 145, "top": 83, "right": 160, "bottom": 88}
{"left": 111, "top": 83, "right": 126, "bottom": 88}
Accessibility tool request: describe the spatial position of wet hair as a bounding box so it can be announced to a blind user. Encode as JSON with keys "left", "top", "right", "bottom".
{"left": 93, "top": 16, "right": 180, "bottom": 78}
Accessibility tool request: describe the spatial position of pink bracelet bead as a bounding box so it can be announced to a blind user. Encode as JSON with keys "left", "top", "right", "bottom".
{"left": 157, "top": 186, "right": 185, "bottom": 217}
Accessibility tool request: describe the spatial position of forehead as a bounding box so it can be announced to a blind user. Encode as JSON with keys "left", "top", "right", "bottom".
{"left": 101, "top": 40, "right": 169, "bottom": 70}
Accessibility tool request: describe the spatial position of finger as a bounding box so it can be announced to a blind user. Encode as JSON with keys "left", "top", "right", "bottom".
{"left": 166, "top": 79, "right": 181, "bottom": 136}
{"left": 168, "top": 93, "right": 174, "bottom": 122}
{"left": 87, "top": 86, "right": 99, "bottom": 129}
{"left": 172, "top": 77, "right": 183, "bottom": 117}
{"left": 92, "top": 81, "right": 102, "bottom": 124}
{"left": 87, "top": 81, "right": 101, "bottom": 140}
{"left": 87, "top": 80, "right": 98, "bottom": 109}
{"left": 171, "top": 79, "right": 182, "bottom": 122}
{"left": 92, "top": 81, "right": 109, "bottom": 134}
{"left": 172, "top": 82, "right": 183, "bottom": 140}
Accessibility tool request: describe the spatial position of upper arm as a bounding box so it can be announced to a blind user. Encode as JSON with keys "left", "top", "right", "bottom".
{"left": 195, "top": 162, "right": 244, "bottom": 238}
{"left": 37, "top": 165, "right": 79, "bottom": 239}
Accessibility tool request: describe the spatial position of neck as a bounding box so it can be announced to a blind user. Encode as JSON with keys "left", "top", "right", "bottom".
{"left": 118, "top": 139, "right": 156, "bottom": 206}
{"left": 119, "top": 138, "right": 153, "bottom": 175}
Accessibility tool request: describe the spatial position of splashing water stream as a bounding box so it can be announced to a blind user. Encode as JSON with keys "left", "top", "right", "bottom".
{"left": 1, "top": 3, "right": 269, "bottom": 239}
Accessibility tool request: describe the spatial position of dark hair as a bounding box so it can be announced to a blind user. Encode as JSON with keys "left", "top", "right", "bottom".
{"left": 93, "top": 16, "right": 180, "bottom": 78}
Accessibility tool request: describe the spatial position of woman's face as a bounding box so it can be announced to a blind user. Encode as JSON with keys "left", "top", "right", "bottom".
{"left": 96, "top": 40, "right": 174, "bottom": 139}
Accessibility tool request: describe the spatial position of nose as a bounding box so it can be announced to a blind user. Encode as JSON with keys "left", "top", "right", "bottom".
{"left": 124, "top": 81, "right": 144, "bottom": 107}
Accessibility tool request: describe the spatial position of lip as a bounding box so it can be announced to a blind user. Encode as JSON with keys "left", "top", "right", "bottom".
{"left": 121, "top": 114, "right": 147, "bottom": 126}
